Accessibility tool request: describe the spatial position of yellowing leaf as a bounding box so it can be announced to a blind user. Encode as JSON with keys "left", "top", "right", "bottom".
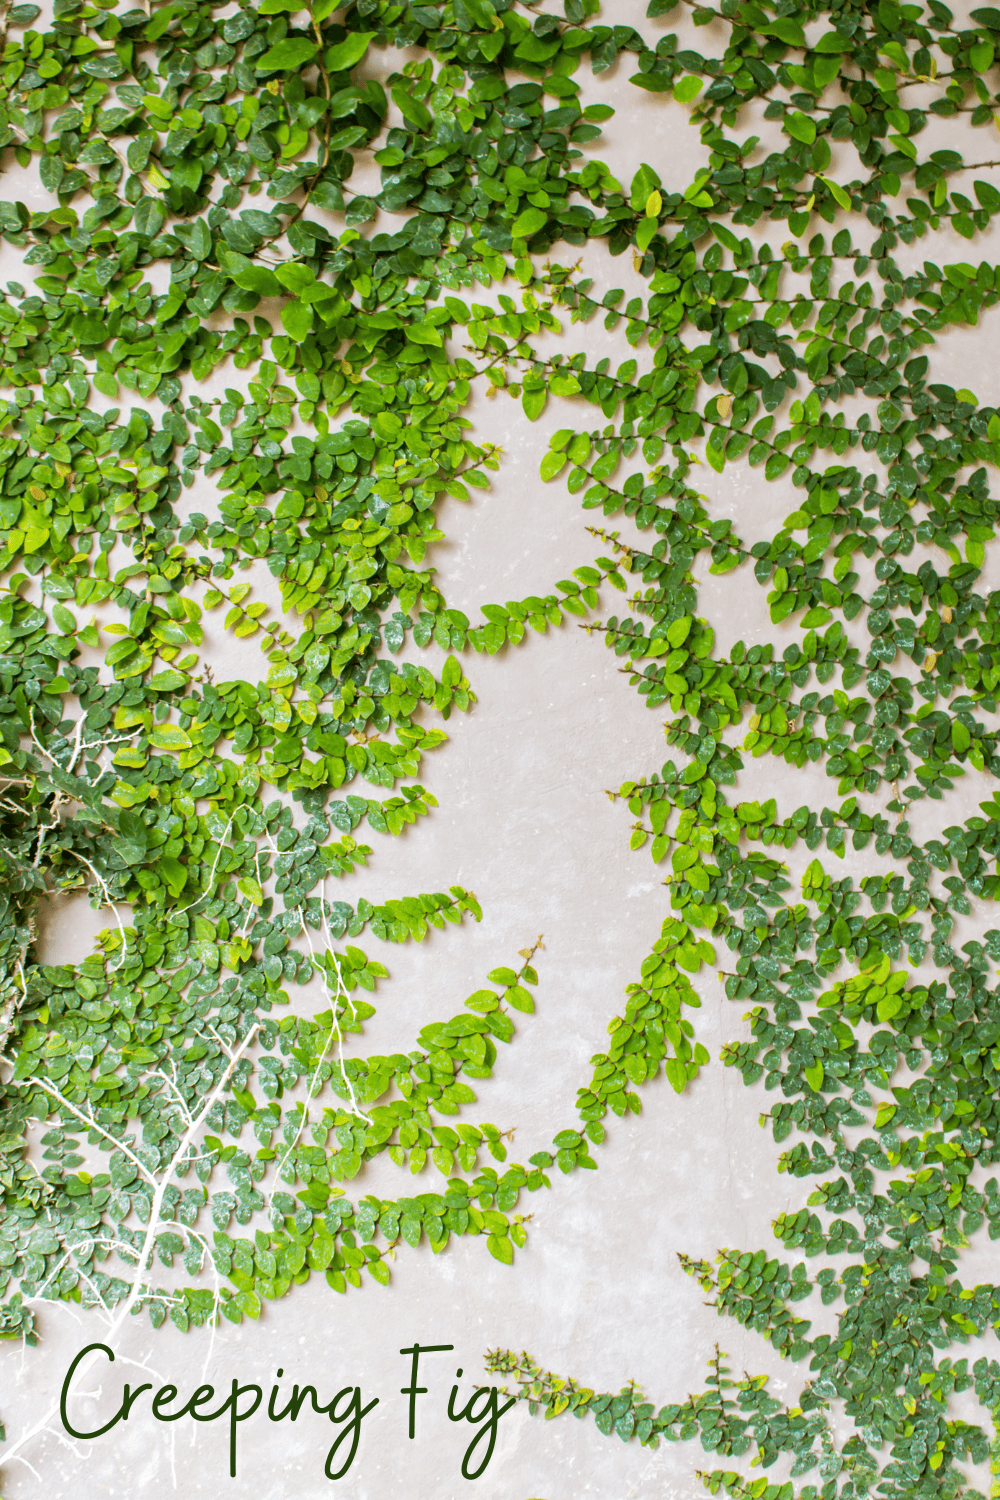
{"left": 150, "top": 725, "right": 192, "bottom": 751}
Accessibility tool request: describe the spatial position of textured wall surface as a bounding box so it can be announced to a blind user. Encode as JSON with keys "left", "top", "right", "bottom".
{"left": 5, "top": 3, "right": 1000, "bottom": 1496}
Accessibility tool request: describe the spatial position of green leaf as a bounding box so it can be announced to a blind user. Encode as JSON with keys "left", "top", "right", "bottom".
{"left": 323, "top": 31, "right": 373, "bottom": 71}
{"left": 629, "top": 163, "right": 661, "bottom": 211}
{"left": 72, "top": 315, "right": 108, "bottom": 346}
{"left": 391, "top": 85, "right": 432, "bottom": 131}
{"left": 486, "top": 1232, "right": 513, "bottom": 1265}
{"left": 505, "top": 985, "right": 534, "bottom": 1014}
{"left": 522, "top": 386, "right": 547, "bottom": 421}
{"left": 442, "top": 654, "right": 462, "bottom": 687}
{"left": 785, "top": 111, "right": 816, "bottom": 145}
{"left": 221, "top": 251, "right": 282, "bottom": 297}
{"left": 465, "top": 989, "right": 500, "bottom": 1013}
{"left": 159, "top": 856, "right": 187, "bottom": 897}
{"left": 150, "top": 669, "right": 187, "bottom": 691}
{"left": 761, "top": 16, "right": 807, "bottom": 45}
{"left": 629, "top": 72, "right": 674, "bottom": 92}
{"left": 134, "top": 197, "right": 166, "bottom": 238}
{"left": 145, "top": 3, "right": 185, "bottom": 39}
{"left": 115, "top": 810, "right": 149, "bottom": 865}
{"left": 256, "top": 37, "right": 318, "bottom": 71}
{"left": 880, "top": 39, "right": 909, "bottom": 69}
{"left": 673, "top": 75, "right": 703, "bottom": 104}
{"left": 511, "top": 206, "right": 548, "bottom": 239}
{"left": 819, "top": 176, "right": 851, "bottom": 210}
{"left": 281, "top": 301, "right": 314, "bottom": 342}
{"left": 150, "top": 725, "right": 192, "bottom": 751}
{"left": 275, "top": 263, "right": 315, "bottom": 294}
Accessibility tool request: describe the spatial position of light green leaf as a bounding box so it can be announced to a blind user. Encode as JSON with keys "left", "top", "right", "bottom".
{"left": 819, "top": 175, "right": 850, "bottom": 210}
{"left": 522, "top": 387, "right": 547, "bottom": 421}
{"left": 391, "top": 85, "right": 432, "bottom": 131}
{"left": 323, "top": 31, "right": 373, "bottom": 72}
{"left": 281, "top": 301, "right": 314, "bottom": 341}
{"left": 673, "top": 75, "right": 703, "bottom": 103}
{"left": 511, "top": 206, "right": 548, "bottom": 239}
{"left": 150, "top": 725, "right": 192, "bottom": 751}
{"left": 785, "top": 110, "right": 816, "bottom": 145}
{"left": 486, "top": 1232, "right": 513, "bottom": 1265}
{"left": 505, "top": 985, "right": 534, "bottom": 1014}
{"left": 276, "top": 262, "right": 316, "bottom": 294}
{"left": 256, "top": 37, "right": 318, "bottom": 71}
{"left": 761, "top": 16, "right": 806, "bottom": 45}
{"left": 406, "top": 322, "right": 443, "bottom": 346}
{"left": 150, "top": 670, "right": 188, "bottom": 691}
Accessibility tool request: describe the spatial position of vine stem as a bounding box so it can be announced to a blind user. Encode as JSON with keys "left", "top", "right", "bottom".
{"left": 26, "top": 1079, "right": 157, "bottom": 1189}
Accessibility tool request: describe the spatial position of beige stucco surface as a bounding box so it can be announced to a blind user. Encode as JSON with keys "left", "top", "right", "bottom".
{"left": 4, "top": 1, "right": 1000, "bottom": 1495}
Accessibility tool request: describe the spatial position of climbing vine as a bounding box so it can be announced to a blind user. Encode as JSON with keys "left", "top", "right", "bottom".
{"left": 2, "top": 0, "right": 1000, "bottom": 1493}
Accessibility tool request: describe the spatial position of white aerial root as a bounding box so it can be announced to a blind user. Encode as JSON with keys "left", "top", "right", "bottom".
{"left": 4, "top": 1022, "right": 259, "bottom": 1474}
